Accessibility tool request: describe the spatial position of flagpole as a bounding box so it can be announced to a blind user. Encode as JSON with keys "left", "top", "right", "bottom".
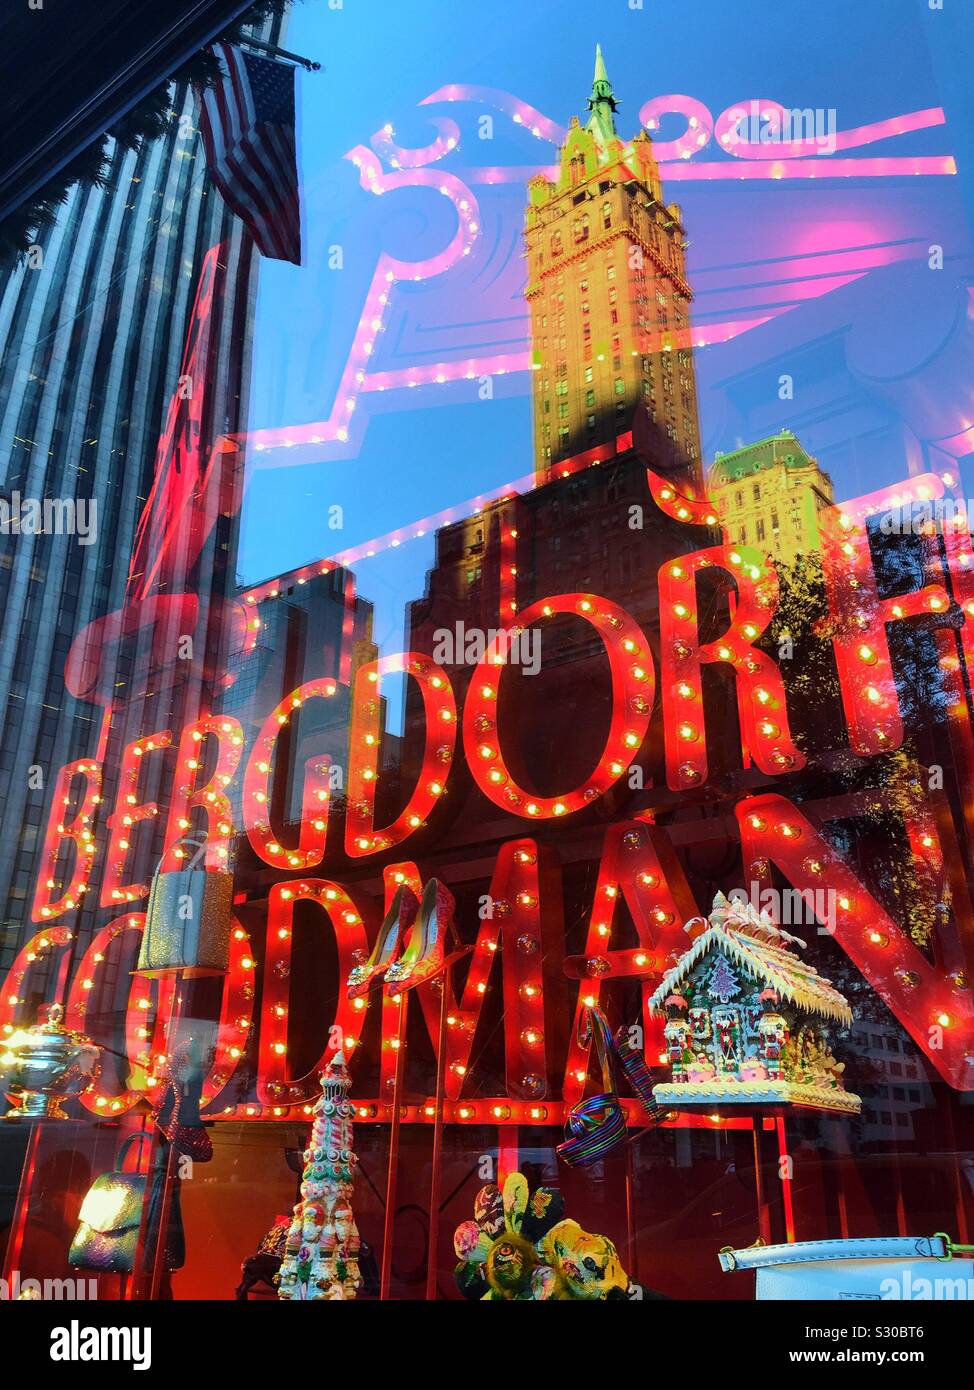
{"left": 237, "top": 37, "right": 321, "bottom": 71}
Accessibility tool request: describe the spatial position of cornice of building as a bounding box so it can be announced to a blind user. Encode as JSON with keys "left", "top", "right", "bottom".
{"left": 525, "top": 226, "right": 693, "bottom": 302}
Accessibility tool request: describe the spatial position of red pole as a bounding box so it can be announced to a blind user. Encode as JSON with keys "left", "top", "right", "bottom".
{"left": 424, "top": 964, "right": 452, "bottom": 1300}
{"left": 624, "top": 1137, "right": 639, "bottom": 1281}
{"left": 776, "top": 1117, "right": 795, "bottom": 1242}
{"left": 379, "top": 993, "right": 406, "bottom": 1300}
{"left": 752, "top": 1121, "right": 771, "bottom": 1244}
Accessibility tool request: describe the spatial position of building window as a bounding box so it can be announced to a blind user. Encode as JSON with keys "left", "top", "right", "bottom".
{"left": 614, "top": 378, "right": 625, "bottom": 396}
{"left": 756, "top": 519, "right": 766, "bottom": 541}
{"left": 585, "top": 389, "right": 595, "bottom": 407}
{"left": 738, "top": 525, "right": 747, "bottom": 542}
{"left": 752, "top": 483, "right": 760, "bottom": 501}
{"left": 584, "top": 365, "right": 593, "bottom": 383}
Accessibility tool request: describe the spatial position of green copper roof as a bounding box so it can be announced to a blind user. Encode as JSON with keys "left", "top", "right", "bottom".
{"left": 708, "top": 432, "right": 814, "bottom": 483}
{"left": 586, "top": 42, "right": 618, "bottom": 146}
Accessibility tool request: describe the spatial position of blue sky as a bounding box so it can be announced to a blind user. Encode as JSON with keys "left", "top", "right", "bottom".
{"left": 236, "top": 0, "right": 974, "bottom": 658}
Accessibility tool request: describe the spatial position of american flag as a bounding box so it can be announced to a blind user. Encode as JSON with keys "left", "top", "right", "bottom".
{"left": 198, "top": 43, "right": 302, "bottom": 265}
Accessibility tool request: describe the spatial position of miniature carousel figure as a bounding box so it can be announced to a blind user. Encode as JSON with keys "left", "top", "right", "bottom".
{"left": 648, "top": 892, "right": 860, "bottom": 1115}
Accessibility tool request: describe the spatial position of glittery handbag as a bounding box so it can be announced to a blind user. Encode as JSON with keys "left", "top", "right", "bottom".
{"left": 68, "top": 1133, "right": 185, "bottom": 1273}
{"left": 137, "top": 836, "right": 232, "bottom": 977}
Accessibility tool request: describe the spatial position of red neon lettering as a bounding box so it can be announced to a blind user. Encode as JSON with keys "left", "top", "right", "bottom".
{"left": 738, "top": 793, "right": 974, "bottom": 1089}
{"left": 243, "top": 679, "right": 337, "bottom": 868}
{"left": 820, "top": 475, "right": 950, "bottom": 756}
{"left": 160, "top": 715, "right": 243, "bottom": 869}
{"left": 258, "top": 881, "right": 369, "bottom": 1105}
{"left": 562, "top": 818, "right": 699, "bottom": 1103}
{"left": 31, "top": 758, "right": 103, "bottom": 922}
{"left": 659, "top": 543, "right": 802, "bottom": 788}
{"left": 463, "top": 593, "right": 654, "bottom": 819}
{"left": 101, "top": 731, "right": 172, "bottom": 906}
{"left": 345, "top": 654, "right": 456, "bottom": 858}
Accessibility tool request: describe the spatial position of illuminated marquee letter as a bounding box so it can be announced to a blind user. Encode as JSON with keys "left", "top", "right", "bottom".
{"left": 31, "top": 758, "right": 103, "bottom": 921}
{"left": 561, "top": 818, "right": 700, "bottom": 1104}
{"left": 820, "top": 475, "right": 950, "bottom": 756}
{"left": 101, "top": 731, "right": 172, "bottom": 906}
{"left": 659, "top": 544, "right": 802, "bottom": 788}
{"left": 243, "top": 679, "right": 337, "bottom": 868}
{"left": 381, "top": 843, "right": 565, "bottom": 1104}
{"left": 345, "top": 653, "right": 456, "bottom": 858}
{"left": 66, "top": 913, "right": 172, "bottom": 1116}
{"left": 0, "top": 926, "right": 73, "bottom": 1033}
{"left": 738, "top": 794, "right": 974, "bottom": 1089}
{"left": 258, "top": 880, "right": 369, "bottom": 1105}
{"left": 463, "top": 594, "right": 654, "bottom": 819}
{"left": 160, "top": 715, "right": 243, "bottom": 869}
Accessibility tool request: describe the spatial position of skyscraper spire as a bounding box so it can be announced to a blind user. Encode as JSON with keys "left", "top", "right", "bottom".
{"left": 586, "top": 42, "right": 619, "bottom": 145}
{"left": 525, "top": 45, "right": 702, "bottom": 479}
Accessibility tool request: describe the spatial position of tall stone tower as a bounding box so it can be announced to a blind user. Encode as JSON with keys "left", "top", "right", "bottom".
{"left": 526, "top": 45, "right": 702, "bottom": 482}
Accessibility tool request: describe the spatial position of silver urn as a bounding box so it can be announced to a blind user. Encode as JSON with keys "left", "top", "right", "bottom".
{"left": 0, "top": 1003, "right": 101, "bottom": 1119}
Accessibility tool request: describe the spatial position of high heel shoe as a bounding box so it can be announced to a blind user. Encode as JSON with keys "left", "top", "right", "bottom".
{"left": 347, "top": 885, "right": 419, "bottom": 998}
{"left": 556, "top": 1008, "right": 628, "bottom": 1168}
{"left": 384, "top": 878, "right": 457, "bottom": 992}
{"left": 613, "top": 1022, "right": 663, "bottom": 1123}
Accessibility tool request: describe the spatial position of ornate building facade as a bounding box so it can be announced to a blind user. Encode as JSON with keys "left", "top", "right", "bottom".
{"left": 707, "top": 430, "right": 835, "bottom": 565}
{"left": 525, "top": 47, "right": 702, "bottom": 481}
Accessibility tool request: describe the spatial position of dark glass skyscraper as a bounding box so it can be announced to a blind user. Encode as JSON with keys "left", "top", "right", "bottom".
{"left": 0, "top": 62, "right": 266, "bottom": 981}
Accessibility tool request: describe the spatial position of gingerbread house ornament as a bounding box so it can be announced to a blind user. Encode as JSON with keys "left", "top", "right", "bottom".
{"left": 648, "top": 892, "right": 861, "bottom": 1115}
